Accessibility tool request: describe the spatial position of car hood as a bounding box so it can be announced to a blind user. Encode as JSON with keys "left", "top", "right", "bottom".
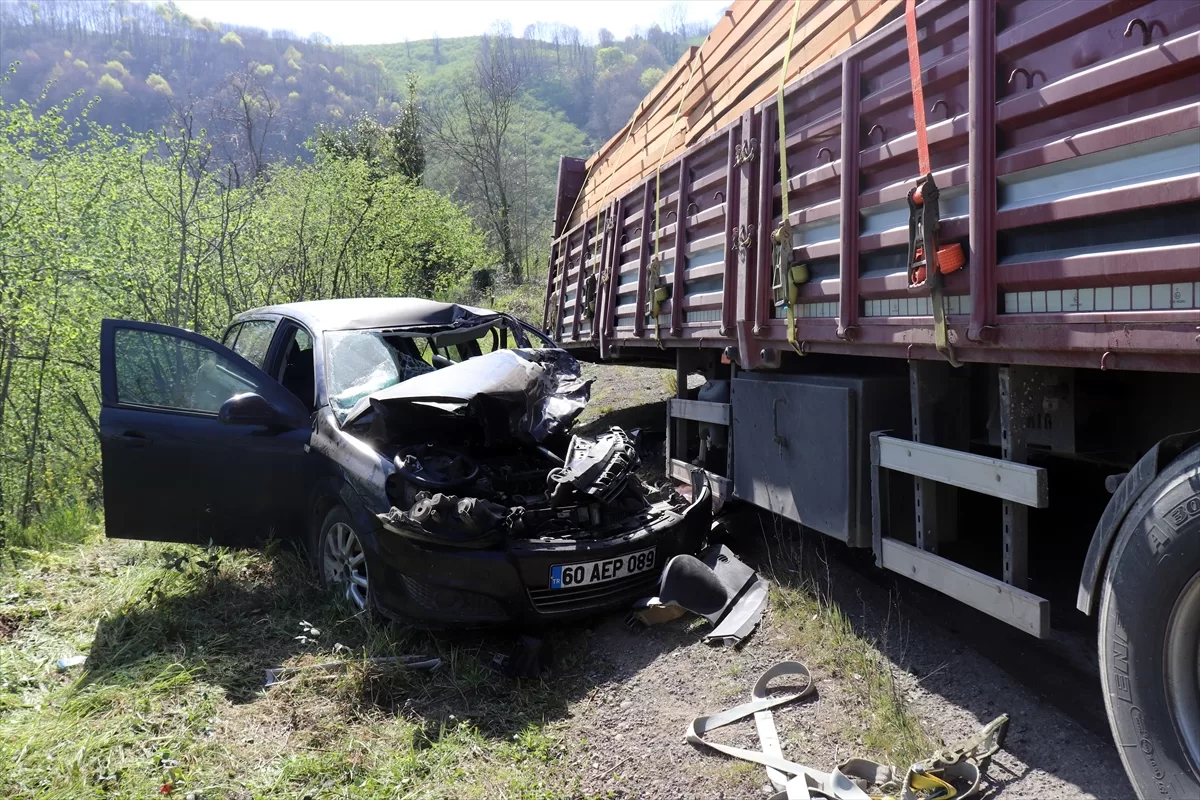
{"left": 343, "top": 348, "right": 591, "bottom": 443}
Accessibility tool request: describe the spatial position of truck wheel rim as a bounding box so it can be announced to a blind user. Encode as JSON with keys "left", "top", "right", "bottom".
{"left": 323, "top": 522, "right": 368, "bottom": 611}
{"left": 1166, "top": 571, "right": 1200, "bottom": 774}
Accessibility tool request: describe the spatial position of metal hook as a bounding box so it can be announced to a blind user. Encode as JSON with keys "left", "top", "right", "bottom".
{"left": 930, "top": 99, "right": 951, "bottom": 119}
{"left": 713, "top": 190, "right": 725, "bottom": 204}
{"left": 686, "top": 202, "right": 700, "bottom": 217}
{"left": 816, "top": 146, "right": 834, "bottom": 165}
{"left": 1100, "top": 351, "right": 1115, "bottom": 371}
{"left": 867, "top": 124, "right": 886, "bottom": 145}
{"left": 665, "top": 210, "right": 677, "bottom": 224}
{"left": 1124, "top": 17, "right": 1150, "bottom": 46}
{"left": 1008, "top": 68, "right": 1033, "bottom": 90}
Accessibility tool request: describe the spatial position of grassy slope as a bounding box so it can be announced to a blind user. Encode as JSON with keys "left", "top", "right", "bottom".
{"left": 0, "top": 533, "right": 597, "bottom": 800}
{"left": 0, "top": 528, "right": 930, "bottom": 800}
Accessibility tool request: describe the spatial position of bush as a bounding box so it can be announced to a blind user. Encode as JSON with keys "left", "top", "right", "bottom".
{"left": 145, "top": 73, "right": 172, "bottom": 96}
{"left": 96, "top": 73, "right": 123, "bottom": 92}
{"left": 220, "top": 31, "right": 243, "bottom": 48}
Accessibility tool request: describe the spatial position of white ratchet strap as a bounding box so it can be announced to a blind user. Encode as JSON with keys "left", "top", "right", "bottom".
{"left": 688, "top": 661, "right": 997, "bottom": 800}
{"left": 686, "top": 662, "right": 871, "bottom": 799}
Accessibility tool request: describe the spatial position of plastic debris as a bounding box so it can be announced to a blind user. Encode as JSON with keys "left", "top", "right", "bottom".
{"left": 631, "top": 544, "right": 769, "bottom": 644}
{"left": 55, "top": 655, "right": 87, "bottom": 671}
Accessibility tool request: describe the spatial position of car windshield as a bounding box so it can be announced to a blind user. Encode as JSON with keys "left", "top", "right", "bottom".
{"left": 324, "top": 317, "right": 553, "bottom": 423}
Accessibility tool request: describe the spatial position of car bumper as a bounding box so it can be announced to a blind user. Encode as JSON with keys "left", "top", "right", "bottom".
{"left": 370, "top": 486, "right": 713, "bottom": 626}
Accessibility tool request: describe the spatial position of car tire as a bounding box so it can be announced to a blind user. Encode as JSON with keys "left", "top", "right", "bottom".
{"left": 1099, "top": 444, "right": 1200, "bottom": 798}
{"left": 318, "top": 506, "right": 375, "bottom": 616}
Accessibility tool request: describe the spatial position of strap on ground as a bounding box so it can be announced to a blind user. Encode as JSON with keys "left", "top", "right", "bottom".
{"left": 772, "top": 0, "right": 810, "bottom": 356}
{"left": 688, "top": 661, "right": 1009, "bottom": 800}
{"left": 904, "top": 0, "right": 962, "bottom": 368}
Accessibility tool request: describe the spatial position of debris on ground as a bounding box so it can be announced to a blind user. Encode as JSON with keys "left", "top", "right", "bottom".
{"left": 54, "top": 654, "right": 87, "bottom": 671}
{"left": 488, "top": 634, "right": 550, "bottom": 678}
{"left": 263, "top": 655, "right": 440, "bottom": 688}
{"left": 688, "top": 660, "right": 1010, "bottom": 799}
{"left": 631, "top": 543, "right": 768, "bottom": 644}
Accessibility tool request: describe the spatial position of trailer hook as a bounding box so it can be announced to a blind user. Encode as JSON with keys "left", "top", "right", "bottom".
{"left": 930, "top": 99, "right": 951, "bottom": 119}
{"left": 816, "top": 146, "right": 834, "bottom": 165}
{"left": 867, "top": 124, "right": 886, "bottom": 145}
{"left": 1124, "top": 17, "right": 1150, "bottom": 46}
{"left": 1008, "top": 68, "right": 1033, "bottom": 90}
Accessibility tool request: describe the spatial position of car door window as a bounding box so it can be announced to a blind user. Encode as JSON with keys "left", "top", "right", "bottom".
{"left": 277, "top": 325, "right": 316, "bottom": 411}
{"left": 114, "top": 327, "right": 266, "bottom": 414}
{"left": 222, "top": 323, "right": 243, "bottom": 349}
{"left": 228, "top": 319, "right": 276, "bottom": 368}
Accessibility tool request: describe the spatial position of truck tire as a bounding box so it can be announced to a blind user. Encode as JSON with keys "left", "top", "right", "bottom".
{"left": 1099, "top": 444, "right": 1200, "bottom": 798}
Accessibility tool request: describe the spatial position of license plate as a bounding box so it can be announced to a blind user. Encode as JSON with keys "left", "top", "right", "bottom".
{"left": 549, "top": 547, "right": 657, "bottom": 590}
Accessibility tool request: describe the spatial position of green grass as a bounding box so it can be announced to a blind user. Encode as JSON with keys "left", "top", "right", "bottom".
{"left": 755, "top": 524, "right": 931, "bottom": 768}
{"left": 0, "top": 533, "right": 606, "bottom": 799}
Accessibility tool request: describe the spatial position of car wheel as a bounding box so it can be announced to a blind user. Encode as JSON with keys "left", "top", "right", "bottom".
{"left": 319, "top": 507, "right": 371, "bottom": 613}
{"left": 1099, "top": 444, "right": 1200, "bottom": 797}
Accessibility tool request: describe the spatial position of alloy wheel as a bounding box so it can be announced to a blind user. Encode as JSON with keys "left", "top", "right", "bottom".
{"left": 322, "top": 521, "right": 368, "bottom": 611}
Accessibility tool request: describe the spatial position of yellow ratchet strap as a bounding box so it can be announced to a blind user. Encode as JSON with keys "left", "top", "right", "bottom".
{"left": 773, "top": 0, "right": 810, "bottom": 355}
{"left": 647, "top": 55, "right": 700, "bottom": 347}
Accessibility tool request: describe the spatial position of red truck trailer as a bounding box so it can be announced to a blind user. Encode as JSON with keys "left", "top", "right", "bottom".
{"left": 545, "top": 0, "right": 1200, "bottom": 794}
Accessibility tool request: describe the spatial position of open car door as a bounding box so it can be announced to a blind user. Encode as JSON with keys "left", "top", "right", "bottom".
{"left": 99, "top": 319, "right": 314, "bottom": 547}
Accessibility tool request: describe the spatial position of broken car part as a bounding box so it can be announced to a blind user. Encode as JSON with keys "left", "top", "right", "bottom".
{"left": 634, "top": 544, "right": 768, "bottom": 644}
{"left": 687, "top": 660, "right": 1010, "bottom": 799}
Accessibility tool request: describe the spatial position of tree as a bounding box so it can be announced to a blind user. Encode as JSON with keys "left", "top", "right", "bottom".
{"left": 314, "top": 75, "right": 424, "bottom": 183}
{"left": 428, "top": 30, "right": 526, "bottom": 280}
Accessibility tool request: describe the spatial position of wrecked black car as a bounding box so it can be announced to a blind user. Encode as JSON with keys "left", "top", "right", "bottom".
{"left": 99, "top": 299, "right": 711, "bottom": 624}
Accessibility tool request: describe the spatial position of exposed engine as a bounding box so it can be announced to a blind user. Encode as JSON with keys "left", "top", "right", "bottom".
{"left": 351, "top": 346, "right": 688, "bottom": 548}
{"left": 377, "top": 427, "right": 682, "bottom": 547}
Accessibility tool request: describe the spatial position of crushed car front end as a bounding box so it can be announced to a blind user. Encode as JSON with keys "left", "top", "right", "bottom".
{"left": 327, "top": 328, "right": 711, "bottom": 626}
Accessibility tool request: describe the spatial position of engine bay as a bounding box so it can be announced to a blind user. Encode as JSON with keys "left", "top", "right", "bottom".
{"left": 376, "top": 427, "right": 685, "bottom": 547}
{"left": 350, "top": 346, "right": 687, "bottom": 548}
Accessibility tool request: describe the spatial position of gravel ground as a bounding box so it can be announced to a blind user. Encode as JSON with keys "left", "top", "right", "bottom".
{"left": 555, "top": 363, "right": 1132, "bottom": 800}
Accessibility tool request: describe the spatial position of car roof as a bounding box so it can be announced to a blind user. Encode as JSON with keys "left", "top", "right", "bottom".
{"left": 232, "top": 297, "right": 502, "bottom": 334}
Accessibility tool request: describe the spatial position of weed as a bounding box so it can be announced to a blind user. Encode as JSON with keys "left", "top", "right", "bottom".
{"left": 755, "top": 513, "right": 931, "bottom": 767}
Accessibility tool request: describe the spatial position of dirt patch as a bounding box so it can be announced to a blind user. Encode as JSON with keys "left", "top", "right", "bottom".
{"left": 552, "top": 542, "right": 1130, "bottom": 799}
{"left": 0, "top": 612, "right": 18, "bottom": 641}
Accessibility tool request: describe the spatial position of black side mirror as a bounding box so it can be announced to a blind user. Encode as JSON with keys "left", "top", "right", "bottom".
{"left": 219, "top": 392, "right": 285, "bottom": 427}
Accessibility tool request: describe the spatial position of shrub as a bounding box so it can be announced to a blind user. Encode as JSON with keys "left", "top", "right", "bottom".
{"left": 97, "top": 73, "right": 123, "bottom": 92}
{"left": 145, "top": 74, "right": 173, "bottom": 96}
{"left": 220, "top": 31, "right": 244, "bottom": 48}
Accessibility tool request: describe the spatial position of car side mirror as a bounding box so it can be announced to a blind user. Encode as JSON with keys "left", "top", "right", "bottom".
{"left": 219, "top": 392, "right": 288, "bottom": 427}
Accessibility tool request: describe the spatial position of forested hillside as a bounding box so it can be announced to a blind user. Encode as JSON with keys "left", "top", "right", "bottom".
{"left": 0, "top": 1, "right": 403, "bottom": 181}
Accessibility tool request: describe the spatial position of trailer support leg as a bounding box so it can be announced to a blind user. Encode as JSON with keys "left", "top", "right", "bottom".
{"left": 1000, "top": 365, "right": 1041, "bottom": 589}
{"left": 910, "top": 361, "right": 969, "bottom": 553}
